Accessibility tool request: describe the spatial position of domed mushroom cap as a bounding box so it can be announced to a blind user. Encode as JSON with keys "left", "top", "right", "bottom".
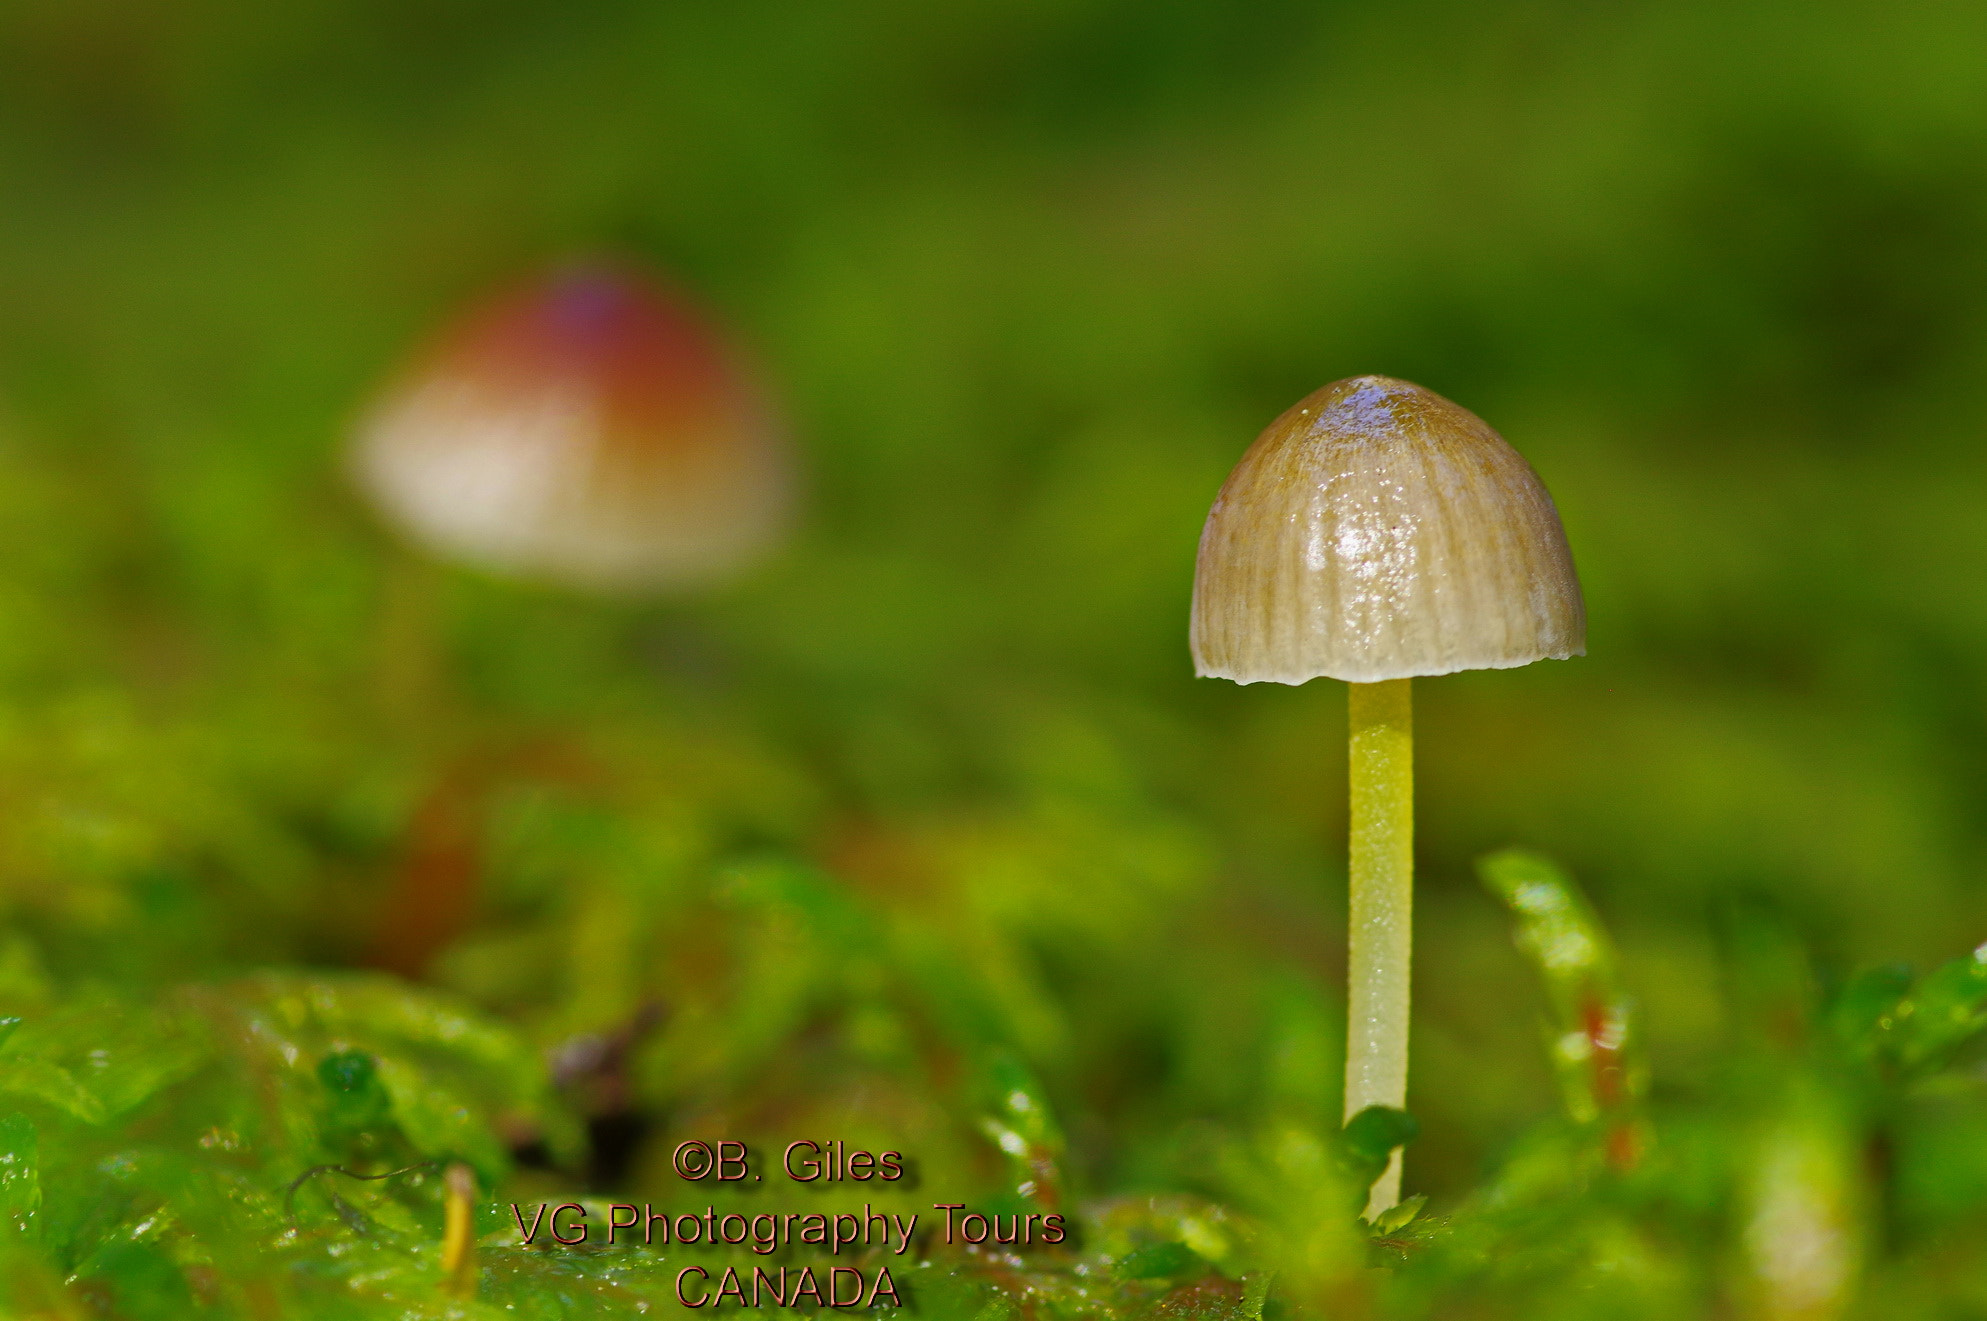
{"left": 1191, "top": 375, "right": 1584, "bottom": 685}
{"left": 352, "top": 265, "right": 791, "bottom": 592}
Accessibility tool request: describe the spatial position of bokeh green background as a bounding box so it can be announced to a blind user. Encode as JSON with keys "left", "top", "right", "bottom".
{"left": 2, "top": 0, "right": 1985, "bottom": 1212}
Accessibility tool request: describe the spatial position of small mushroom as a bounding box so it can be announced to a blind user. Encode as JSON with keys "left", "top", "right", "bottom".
{"left": 352, "top": 264, "right": 791, "bottom": 593}
{"left": 1191, "top": 375, "right": 1583, "bottom": 1214}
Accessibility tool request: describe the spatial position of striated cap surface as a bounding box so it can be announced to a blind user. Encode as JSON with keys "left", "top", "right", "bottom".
{"left": 353, "top": 264, "right": 791, "bottom": 593}
{"left": 1191, "top": 375, "right": 1584, "bottom": 684}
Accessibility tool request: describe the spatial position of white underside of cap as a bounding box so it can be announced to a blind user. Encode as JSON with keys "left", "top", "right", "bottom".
{"left": 353, "top": 377, "right": 789, "bottom": 591}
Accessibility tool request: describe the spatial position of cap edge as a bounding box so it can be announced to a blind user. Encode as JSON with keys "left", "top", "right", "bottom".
{"left": 1194, "top": 645, "right": 1585, "bottom": 686}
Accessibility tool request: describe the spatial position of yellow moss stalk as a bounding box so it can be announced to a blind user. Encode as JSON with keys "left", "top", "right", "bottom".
{"left": 441, "top": 1162, "right": 477, "bottom": 1297}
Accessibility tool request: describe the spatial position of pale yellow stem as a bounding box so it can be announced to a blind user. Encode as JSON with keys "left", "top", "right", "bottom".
{"left": 1346, "top": 678, "right": 1413, "bottom": 1216}
{"left": 441, "top": 1161, "right": 477, "bottom": 1297}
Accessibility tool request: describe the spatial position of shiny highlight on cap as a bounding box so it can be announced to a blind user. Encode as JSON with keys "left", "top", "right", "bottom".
{"left": 1191, "top": 375, "right": 1584, "bottom": 684}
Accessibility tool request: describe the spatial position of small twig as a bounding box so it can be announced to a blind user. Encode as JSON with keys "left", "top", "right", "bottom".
{"left": 284, "top": 1161, "right": 443, "bottom": 1223}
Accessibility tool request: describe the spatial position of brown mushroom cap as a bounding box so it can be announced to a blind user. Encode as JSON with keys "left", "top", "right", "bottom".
{"left": 1191, "top": 375, "right": 1584, "bottom": 684}
{"left": 353, "top": 266, "right": 791, "bottom": 593}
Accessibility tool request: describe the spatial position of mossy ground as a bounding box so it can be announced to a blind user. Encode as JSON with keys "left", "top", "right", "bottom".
{"left": 4, "top": 2, "right": 1987, "bottom": 1315}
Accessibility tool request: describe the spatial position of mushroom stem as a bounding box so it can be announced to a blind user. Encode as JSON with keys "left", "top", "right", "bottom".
{"left": 1345, "top": 677, "right": 1413, "bottom": 1215}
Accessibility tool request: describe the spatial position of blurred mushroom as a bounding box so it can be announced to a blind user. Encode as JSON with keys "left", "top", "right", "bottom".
{"left": 353, "top": 263, "right": 792, "bottom": 592}
{"left": 1191, "top": 375, "right": 1583, "bottom": 1213}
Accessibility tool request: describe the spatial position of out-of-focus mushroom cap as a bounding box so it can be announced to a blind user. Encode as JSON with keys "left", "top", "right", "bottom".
{"left": 1191, "top": 375, "right": 1584, "bottom": 684}
{"left": 353, "top": 266, "right": 791, "bottom": 592}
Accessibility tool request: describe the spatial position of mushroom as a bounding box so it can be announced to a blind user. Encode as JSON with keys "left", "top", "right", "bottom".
{"left": 352, "top": 263, "right": 791, "bottom": 593}
{"left": 1191, "top": 374, "right": 1584, "bottom": 1214}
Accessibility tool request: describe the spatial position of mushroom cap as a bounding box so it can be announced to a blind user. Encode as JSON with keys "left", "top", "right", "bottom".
{"left": 352, "top": 265, "right": 791, "bottom": 592}
{"left": 1191, "top": 375, "right": 1584, "bottom": 685}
